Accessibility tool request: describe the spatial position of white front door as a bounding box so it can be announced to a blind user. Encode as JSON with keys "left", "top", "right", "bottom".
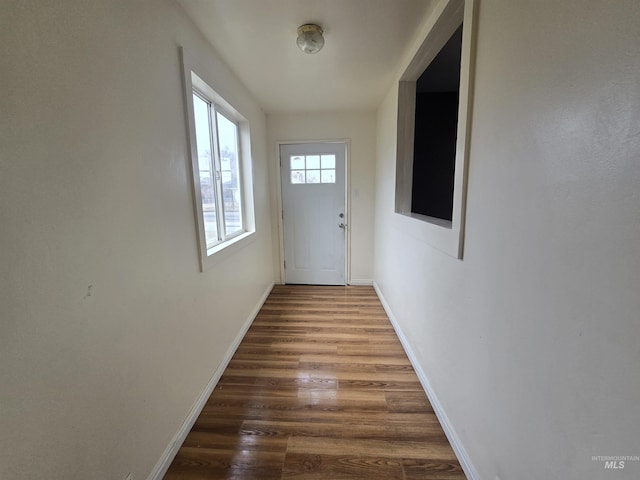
{"left": 280, "top": 143, "right": 346, "bottom": 285}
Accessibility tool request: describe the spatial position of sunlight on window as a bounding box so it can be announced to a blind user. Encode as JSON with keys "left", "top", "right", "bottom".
{"left": 216, "top": 112, "right": 242, "bottom": 237}
{"left": 191, "top": 91, "right": 244, "bottom": 250}
{"left": 192, "top": 94, "right": 218, "bottom": 246}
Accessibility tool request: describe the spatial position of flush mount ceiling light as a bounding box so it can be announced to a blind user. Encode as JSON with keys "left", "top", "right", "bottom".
{"left": 296, "top": 24, "right": 325, "bottom": 54}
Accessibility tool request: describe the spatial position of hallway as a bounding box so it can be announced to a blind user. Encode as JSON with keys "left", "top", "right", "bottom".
{"left": 164, "top": 285, "right": 465, "bottom": 479}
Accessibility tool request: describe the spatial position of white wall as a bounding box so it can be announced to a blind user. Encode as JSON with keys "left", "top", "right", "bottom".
{"left": 0, "top": 1, "right": 274, "bottom": 479}
{"left": 267, "top": 112, "right": 376, "bottom": 284}
{"left": 374, "top": 1, "right": 640, "bottom": 479}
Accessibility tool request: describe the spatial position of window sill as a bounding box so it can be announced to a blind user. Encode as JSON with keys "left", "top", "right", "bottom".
{"left": 393, "top": 212, "right": 462, "bottom": 258}
{"left": 406, "top": 212, "right": 452, "bottom": 229}
{"left": 201, "top": 230, "right": 255, "bottom": 272}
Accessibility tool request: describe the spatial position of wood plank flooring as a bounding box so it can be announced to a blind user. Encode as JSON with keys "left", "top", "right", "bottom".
{"left": 164, "top": 285, "right": 466, "bottom": 480}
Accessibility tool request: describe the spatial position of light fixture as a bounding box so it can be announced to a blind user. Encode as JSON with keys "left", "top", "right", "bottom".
{"left": 296, "top": 24, "right": 325, "bottom": 54}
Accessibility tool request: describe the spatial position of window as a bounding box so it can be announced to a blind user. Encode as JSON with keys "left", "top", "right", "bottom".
{"left": 192, "top": 93, "right": 243, "bottom": 245}
{"left": 290, "top": 154, "right": 336, "bottom": 184}
{"left": 181, "top": 48, "right": 255, "bottom": 271}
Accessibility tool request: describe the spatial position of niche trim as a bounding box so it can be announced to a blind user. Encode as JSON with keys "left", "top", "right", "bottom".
{"left": 394, "top": 0, "right": 476, "bottom": 259}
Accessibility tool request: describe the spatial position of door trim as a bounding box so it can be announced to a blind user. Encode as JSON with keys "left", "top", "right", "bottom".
{"left": 275, "top": 139, "right": 350, "bottom": 285}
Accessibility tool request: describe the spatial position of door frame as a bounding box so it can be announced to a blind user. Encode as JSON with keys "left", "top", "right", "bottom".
{"left": 275, "top": 139, "right": 350, "bottom": 285}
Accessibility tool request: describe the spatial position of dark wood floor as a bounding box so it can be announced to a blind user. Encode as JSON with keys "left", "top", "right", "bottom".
{"left": 164, "top": 285, "right": 465, "bottom": 479}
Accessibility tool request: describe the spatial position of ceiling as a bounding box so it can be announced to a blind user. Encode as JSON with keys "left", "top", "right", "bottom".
{"left": 177, "top": 0, "right": 438, "bottom": 113}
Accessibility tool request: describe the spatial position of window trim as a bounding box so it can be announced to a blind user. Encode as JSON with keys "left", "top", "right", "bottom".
{"left": 180, "top": 47, "right": 256, "bottom": 271}
{"left": 394, "top": 0, "right": 476, "bottom": 259}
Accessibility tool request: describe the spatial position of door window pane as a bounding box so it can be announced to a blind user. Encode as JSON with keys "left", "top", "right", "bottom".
{"left": 321, "top": 155, "right": 335, "bottom": 169}
{"left": 291, "top": 156, "right": 305, "bottom": 170}
{"left": 306, "top": 170, "right": 320, "bottom": 183}
{"left": 306, "top": 155, "right": 320, "bottom": 169}
{"left": 291, "top": 170, "right": 306, "bottom": 184}
{"left": 321, "top": 169, "right": 335, "bottom": 183}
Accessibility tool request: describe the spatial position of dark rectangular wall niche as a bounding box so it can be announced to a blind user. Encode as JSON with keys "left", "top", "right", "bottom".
{"left": 411, "top": 92, "right": 459, "bottom": 220}
{"left": 411, "top": 24, "right": 463, "bottom": 222}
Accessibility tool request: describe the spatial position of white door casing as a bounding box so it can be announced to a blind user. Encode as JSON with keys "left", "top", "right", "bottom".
{"left": 280, "top": 142, "right": 346, "bottom": 285}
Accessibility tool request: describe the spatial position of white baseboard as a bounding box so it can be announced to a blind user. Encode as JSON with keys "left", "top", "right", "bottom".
{"left": 147, "top": 283, "right": 274, "bottom": 480}
{"left": 373, "top": 282, "right": 478, "bottom": 480}
{"left": 348, "top": 278, "right": 373, "bottom": 286}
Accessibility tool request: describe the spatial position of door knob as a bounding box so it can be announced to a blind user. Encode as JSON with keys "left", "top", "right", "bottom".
{"left": 339, "top": 223, "right": 347, "bottom": 229}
